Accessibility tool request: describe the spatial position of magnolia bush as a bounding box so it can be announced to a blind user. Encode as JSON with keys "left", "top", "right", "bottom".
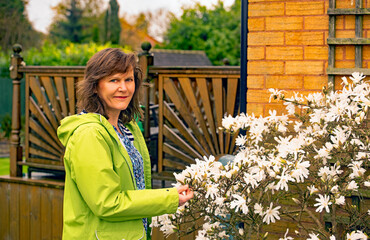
{"left": 151, "top": 72, "right": 370, "bottom": 240}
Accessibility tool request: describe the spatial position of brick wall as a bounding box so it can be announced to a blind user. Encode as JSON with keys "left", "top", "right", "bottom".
{"left": 247, "top": 0, "right": 370, "bottom": 116}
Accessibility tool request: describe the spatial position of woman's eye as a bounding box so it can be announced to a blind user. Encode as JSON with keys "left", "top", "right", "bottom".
{"left": 126, "top": 78, "right": 134, "bottom": 82}
{"left": 110, "top": 79, "right": 118, "bottom": 82}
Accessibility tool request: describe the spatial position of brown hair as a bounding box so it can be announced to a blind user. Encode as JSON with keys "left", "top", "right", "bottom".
{"left": 77, "top": 48, "right": 143, "bottom": 124}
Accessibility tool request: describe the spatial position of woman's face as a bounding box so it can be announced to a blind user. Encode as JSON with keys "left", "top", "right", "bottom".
{"left": 96, "top": 68, "right": 135, "bottom": 118}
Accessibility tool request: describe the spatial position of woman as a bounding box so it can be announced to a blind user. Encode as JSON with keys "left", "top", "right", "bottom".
{"left": 57, "top": 48, "right": 193, "bottom": 240}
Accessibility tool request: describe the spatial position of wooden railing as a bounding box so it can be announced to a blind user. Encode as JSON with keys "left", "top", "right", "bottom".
{"left": 23, "top": 66, "right": 84, "bottom": 172}
{"left": 148, "top": 66, "right": 241, "bottom": 180}
{"left": 9, "top": 45, "right": 242, "bottom": 182}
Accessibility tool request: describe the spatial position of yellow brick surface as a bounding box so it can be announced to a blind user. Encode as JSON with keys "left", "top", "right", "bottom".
{"left": 286, "top": 32, "right": 324, "bottom": 45}
{"left": 249, "top": 3, "right": 285, "bottom": 17}
{"left": 264, "top": 103, "right": 289, "bottom": 116}
{"left": 249, "top": 18, "right": 265, "bottom": 31}
{"left": 335, "top": 46, "right": 345, "bottom": 60}
{"left": 336, "top": 0, "right": 356, "bottom": 8}
{"left": 344, "top": 15, "right": 356, "bottom": 30}
{"left": 247, "top": 75, "right": 265, "bottom": 89}
{"left": 286, "top": 61, "right": 324, "bottom": 75}
{"left": 304, "top": 46, "right": 328, "bottom": 60}
{"left": 364, "top": 46, "right": 370, "bottom": 60}
{"left": 266, "top": 17, "right": 303, "bottom": 31}
{"left": 248, "top": 61, "right": 285, "bottom": 75}
{"left": 364, "top": 16, "right": 370, "bottom": 30}
{"left": 345, "top": 46, "right": 355, "bottom": 60}
{"left": 247, "top": 103, "right": 264, "bottom": 117}
{"left": 248, "top": 47, "right": 265, "bottom": 60}
{"left": 286, "top": 2, "right": 325, "bottom": 16}
{"left": 304, "top": 76, "right": 328, "bottom": 90}
{"left": 336, "top": 16, "right": 345, "bottom": 30}
{"left": 266, "top": 47, "right": 303, "bottom": 60}
{"left": 336, "top": 30, "right": 355, "bottom": 38}
{"left": 266, "top": 75, "right": 304, "bottom": 89}
{"left": 304, "top": 16, "right": 328, "bottom": 30}
{"left": 249, "top": 32, "right": 285, "bottom": 46}
{"left": 247, "top": 89, "right": 273, "bottom": 103}
{"left": 335, "top": 60, "right": 355, "bottom": 68}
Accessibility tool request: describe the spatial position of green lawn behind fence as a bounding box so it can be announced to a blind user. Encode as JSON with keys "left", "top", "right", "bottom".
{"left": 0, "top": 158, "right": 28, "bottom": 176}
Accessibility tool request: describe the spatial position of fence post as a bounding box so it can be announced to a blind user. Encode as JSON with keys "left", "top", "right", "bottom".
{"left": 9, "top": 44, "right": 24, "bottom": 177}
{"left": 138, "top": 42, "right": 153, "bottom": 144}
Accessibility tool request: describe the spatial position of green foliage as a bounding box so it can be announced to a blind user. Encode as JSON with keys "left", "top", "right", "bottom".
{"left": 0, "top": 0, "right": 43, "bottom": 50}
{"left": 49, "top": 0, "right": 84, "bottom": 43}
{"left": 0, "top": 114, "right": 11, "bottom": 139}
{"left": 104, "top": 0, "right": 121, "bottom": 44}
{"left": 161, "top": 0, "right": 241, "bottom": 66}
{"left": 22, "top": 41, "right": 131, "bottom": 66}
{"left": 49, "top": 0, "right": 106, "bottom": 44}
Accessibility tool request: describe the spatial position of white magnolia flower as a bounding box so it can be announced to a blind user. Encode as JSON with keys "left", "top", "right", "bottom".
{"left": 214, "top": 197, "right": 225, "bottom": 206}
{"left": 335, "top": 196, "right": 345, "bottom": 205}
{"left": 307, "top": 233, "right": 320, "bottom": 240}
{"left": 307, "top": 185, "right": 319, "bottom": 195}
{"left": 366, "top": 181, "right": 370, "bottom": 187}
{"left": 279, "top": 229, "right": 294, "bottom": 240}
{"left": 347, "top": 180, "right": 359, "bottom": 191}
{"left": 314, "top": 194, "right": 332, "bottom": 213}
{"left": 330, "top": 235, "right": 336, "bottom": 240}
{"left": 346, "top": 230, "right": 368, "bottom": 240}
{"left": 262, "top": 203, "right": 281, "bottom": 224}
{"left": 350, "top": 72, "right": 366, "bottom": 83}
{"left": 230, "top": 194, "right": 249, "bottom": 214}
{"left": 275, "top": 168, "right": 294, "bottom": 191}
{"left": 254, "top": 203, "right": 264, "bottom": 216}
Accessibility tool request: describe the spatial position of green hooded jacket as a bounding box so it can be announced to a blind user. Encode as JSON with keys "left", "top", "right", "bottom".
{"left": 57, "top": 113, "right": 179, "bottom": 240}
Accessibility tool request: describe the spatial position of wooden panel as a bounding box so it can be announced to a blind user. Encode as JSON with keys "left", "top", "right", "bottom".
{"left": 30, "top": 186, "right": 41, "bottom": 240}
{"left": 52, "top": 189, "right": 63, "bottom": 239}
{"left": 0, "top": 178, "right": 64, "bottom": 240}
{"left": 163, "top": 125, "right": 202, "bottom": 159}
{"left": 19, "top": 184, "right": 30, "bottom": 240}
{"left": 213, "top": 78, "right": 225, "bottom": 154}
{"left": 0, "top": 182, "right": 10, "bottom": 240}
{"left": 9, "top": 184, "right": 20, "bottom": 240}
{"left": 40, "top": 76, "right": 63, "bottom": 122}
{"left": 163, "top": 143, "right": 195, "bottom": 165}
{"left": 164, "top": 102, "right": 207, "bottom": 157}
{"left": 54, "top": 77, "right": 68, "bottom": 117}
{"left": 66, "top": 77, "right": 76, "bottom": 115}
{"left": 29, "top": 76, "right": 59, "bottom": 131}
{"left": 197, "top": 78, "right": 220, "bottom": 155}
{"left": 178, "top": 77, "right": 216, "bottom": 155}
{"left": 164, "top": 78, "right": 211, "bottom": 155}
{"left": 41, "top": 188, "right": 53, "bottom": 239}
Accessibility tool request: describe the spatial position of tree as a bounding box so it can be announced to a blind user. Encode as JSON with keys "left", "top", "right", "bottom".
{"left": 0, "top": 0, "right": 42, "bottom": 51}
{"left": 161, "top": 0, "right": 241, "bottom": 65}
{"left": 49, "top": 0, "right": 83, "bottom": 43}
{"left": 104, "top": 0, "right": 121, "bottom": 44}
{"left": 48, "top": 0, "right": 104, "bottom": 43}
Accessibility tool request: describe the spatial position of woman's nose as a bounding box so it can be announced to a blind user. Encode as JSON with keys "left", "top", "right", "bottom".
{"left": 118, "top": 81, "right": 127, "bottom": 91}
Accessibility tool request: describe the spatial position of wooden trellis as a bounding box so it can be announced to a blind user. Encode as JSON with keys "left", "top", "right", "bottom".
{"left": 327, "top": 0, "right": 370, "bottom": 86}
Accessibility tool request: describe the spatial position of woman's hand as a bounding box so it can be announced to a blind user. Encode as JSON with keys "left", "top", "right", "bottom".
{"left": 176, "top": 185, "right": 194, "bottom": 206}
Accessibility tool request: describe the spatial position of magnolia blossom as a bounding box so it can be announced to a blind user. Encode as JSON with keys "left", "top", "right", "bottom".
{"left": 279, "top": 229, "right": 294, "bottom": 240}
{"left": 158, "top": 72, "right": 369, "bottom": 239}
{"left": 346, "top": 230, "right": 368, "bottom": 240}
{"left": 230, "top": 194, "right": 249, "bottom": 214}
{"left": 262, "top": 203, "right": 281, "bottom": 224}
{"left": 307, "top": 233, "right": 320, "bottom": 240}
{"left": 335, "top": 196, "right": 345, "bottom": 205}
{"left": 314, "top": 194, "right": 332, "bottom": 213}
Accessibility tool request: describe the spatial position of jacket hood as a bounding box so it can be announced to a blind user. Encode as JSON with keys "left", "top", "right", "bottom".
{"left": 57, "top": 113, "right": 109, "bottom": 147}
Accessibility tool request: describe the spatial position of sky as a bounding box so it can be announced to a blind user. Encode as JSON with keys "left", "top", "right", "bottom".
{"left": 26, "top": 0, "right": 235, "bottom": 37}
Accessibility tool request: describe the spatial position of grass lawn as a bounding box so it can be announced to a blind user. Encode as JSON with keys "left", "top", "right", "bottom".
{"left": 0, "top": 158, "right": 28, "bottom": 176}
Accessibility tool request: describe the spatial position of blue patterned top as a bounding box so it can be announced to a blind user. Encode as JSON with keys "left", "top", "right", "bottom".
{"left": 113, "top": 121, "right": 147, "bottom": 231}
